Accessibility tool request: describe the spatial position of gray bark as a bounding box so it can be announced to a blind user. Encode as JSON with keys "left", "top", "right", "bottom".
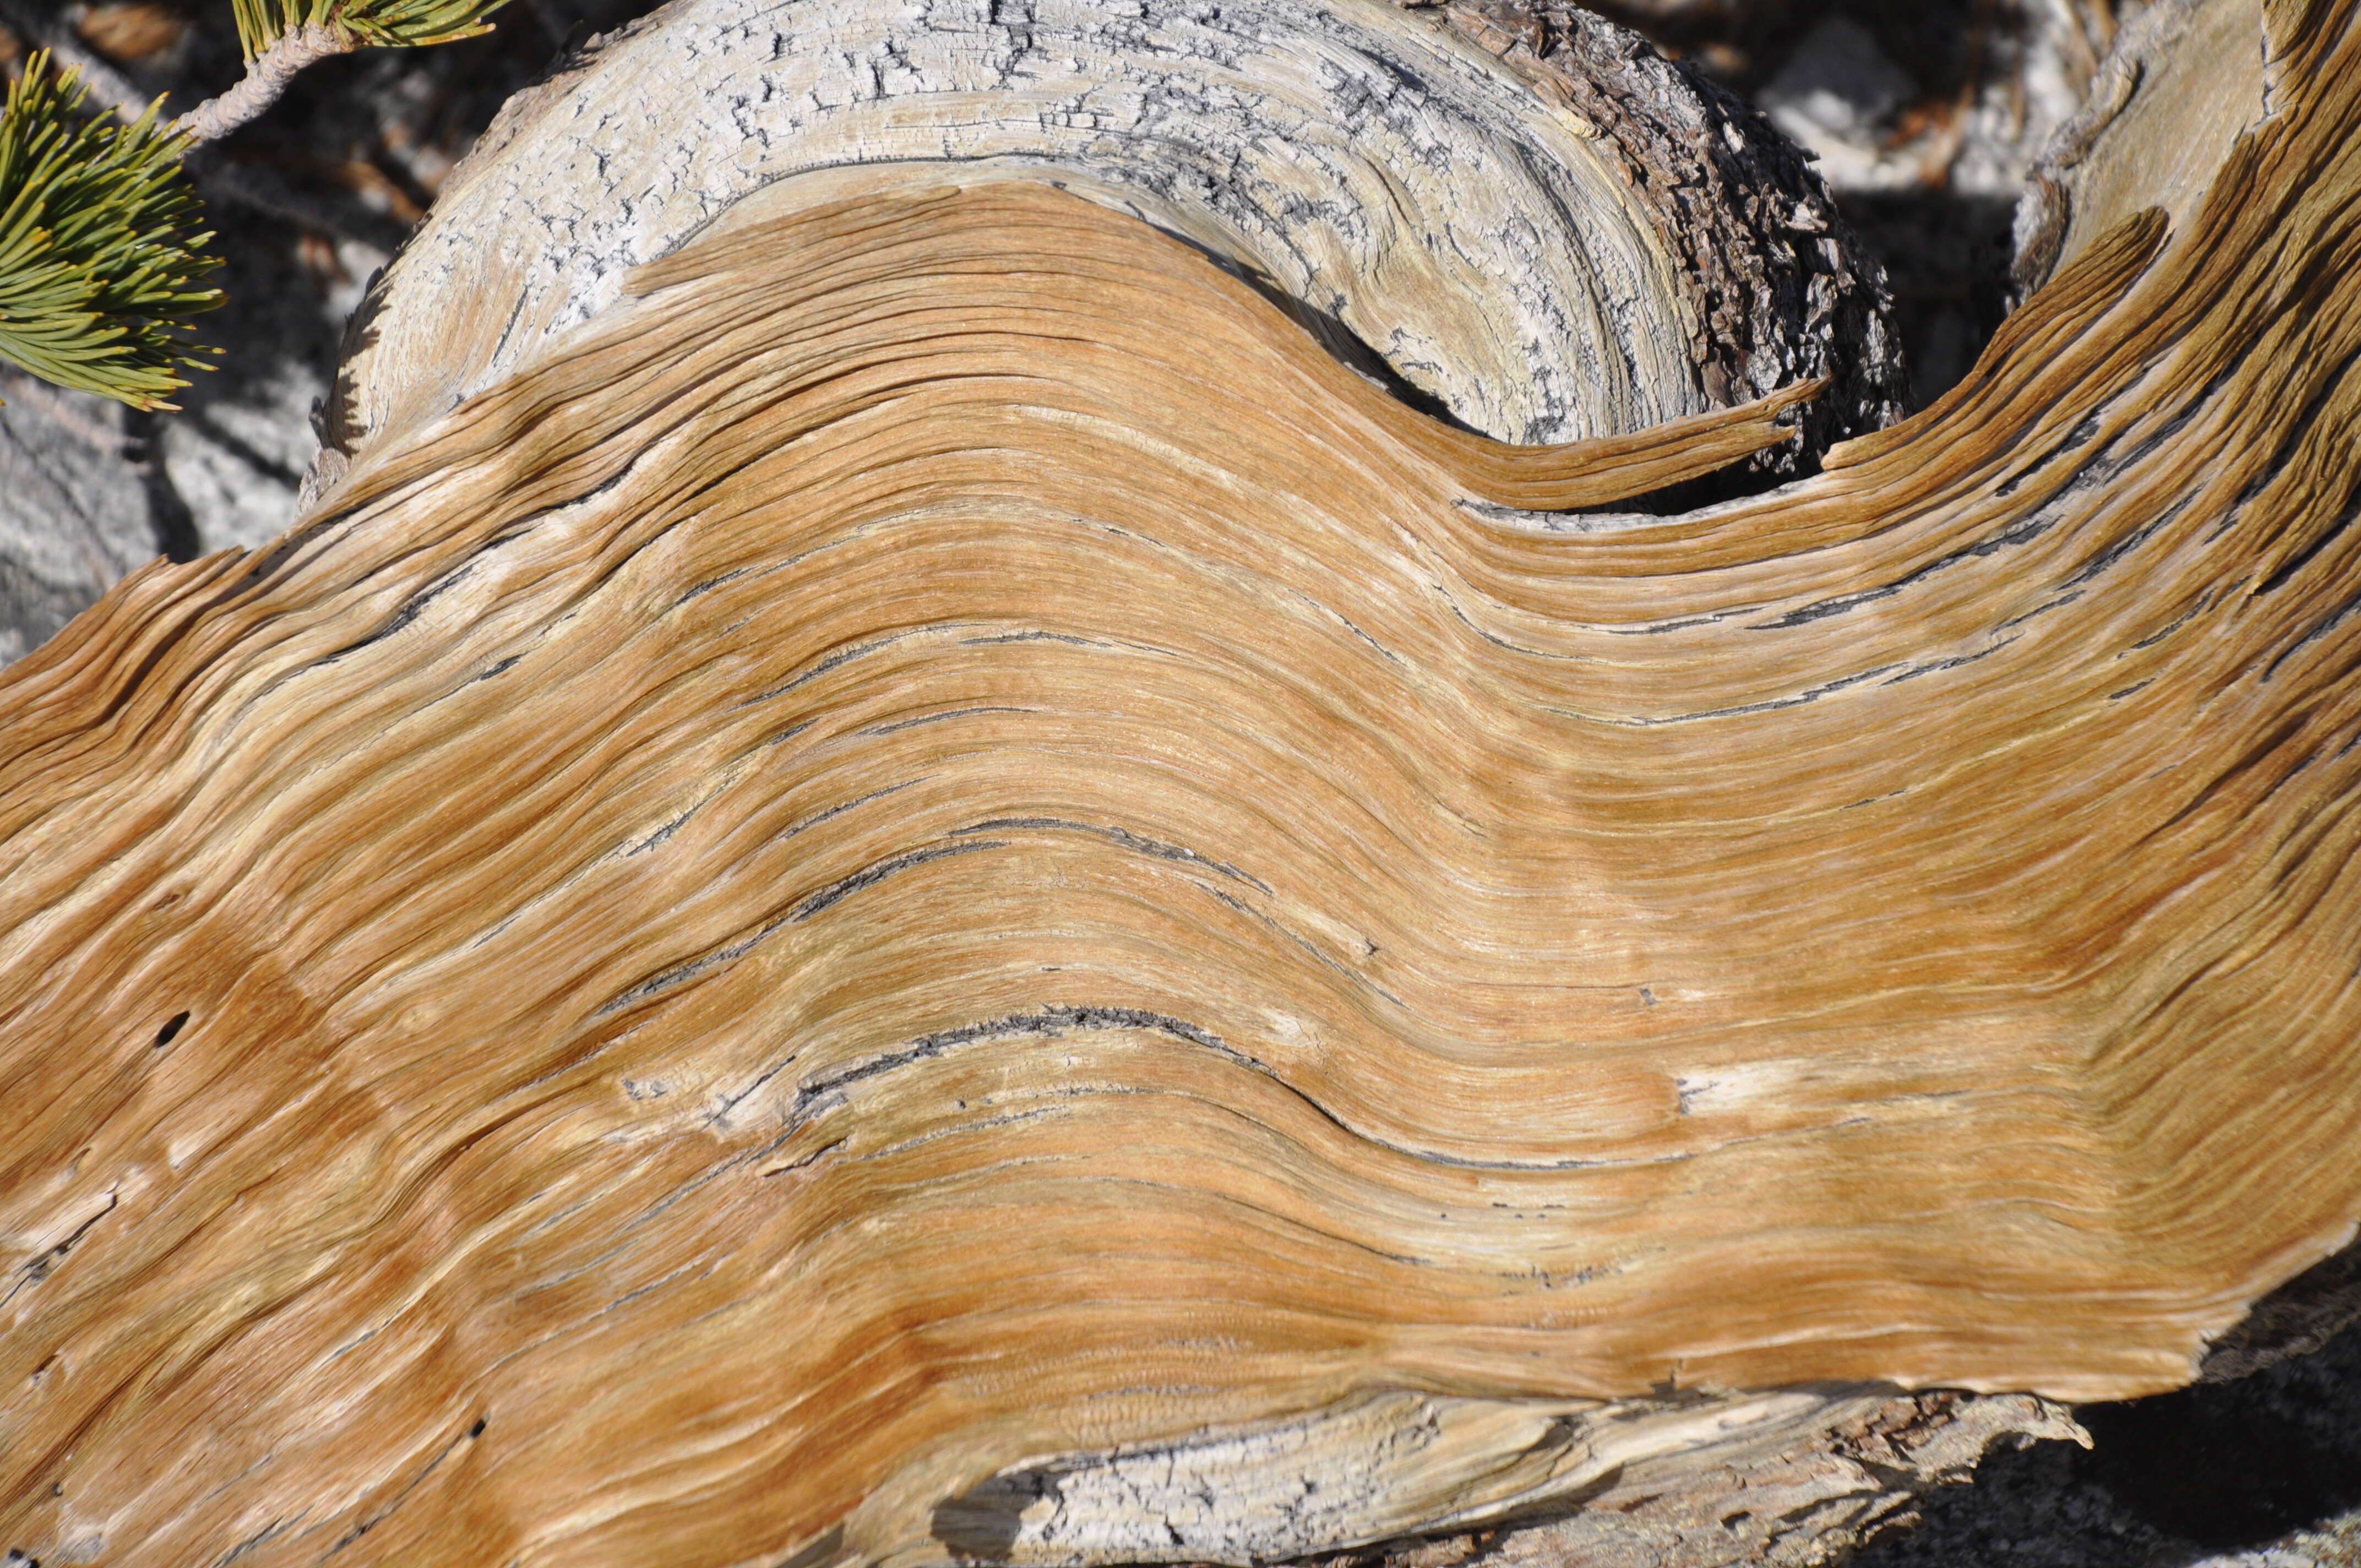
{"left": 322, "top": 0, "right": 1904, "bottom": 490}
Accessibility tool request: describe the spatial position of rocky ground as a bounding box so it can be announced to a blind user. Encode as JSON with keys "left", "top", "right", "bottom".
{"left": 0, "top": 0, "right": 2353, "bottom": 1560}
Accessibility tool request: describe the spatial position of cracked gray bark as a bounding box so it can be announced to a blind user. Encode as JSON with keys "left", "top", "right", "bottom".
{"left": 1433, "top": 1, "right": 1905, "bottom": 472}
{"left": 322, "top": 0, "right": 1905, "bottom": 489}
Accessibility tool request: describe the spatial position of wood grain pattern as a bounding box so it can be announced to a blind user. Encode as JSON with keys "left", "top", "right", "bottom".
{"left": 2, "top": 1, "right": 2358, "bottom": 1564}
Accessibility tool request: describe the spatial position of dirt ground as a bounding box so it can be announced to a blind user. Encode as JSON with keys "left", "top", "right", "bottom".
{"left": 0, "top": 0, "right": 2354, "bottom": 1561}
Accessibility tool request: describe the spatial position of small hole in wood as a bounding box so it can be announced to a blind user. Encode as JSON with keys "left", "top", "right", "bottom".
{"left": 154, "top": 1011, "right": 189, "bottom": 1048}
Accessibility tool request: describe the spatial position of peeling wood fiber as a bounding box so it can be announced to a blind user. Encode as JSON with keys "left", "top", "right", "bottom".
{"left": 3, "top": 1, "right": 2361, "bottom": 1567}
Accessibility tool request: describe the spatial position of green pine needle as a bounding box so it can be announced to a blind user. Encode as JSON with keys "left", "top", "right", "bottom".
{"left": 232, "top": 0, "right": 515, "bottom": 59}
{"left": 0, "top": 53, "right": 221, "bottom": 411}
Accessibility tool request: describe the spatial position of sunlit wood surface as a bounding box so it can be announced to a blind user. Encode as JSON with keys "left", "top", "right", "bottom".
{"left": 3, "top": 2, "right": 2359, "bottom": 1564}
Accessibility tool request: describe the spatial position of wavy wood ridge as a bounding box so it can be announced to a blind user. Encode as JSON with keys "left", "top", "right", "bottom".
{"left": 3, "top": 4, "right": 2361, "bottom": 1566}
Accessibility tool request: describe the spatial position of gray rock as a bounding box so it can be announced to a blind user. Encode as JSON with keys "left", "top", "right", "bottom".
{"left": 0, "top": 370, "right": 156, "bottom": 666}
{"left": 1760, "top": 15, "right": 1916, "bottom": 143}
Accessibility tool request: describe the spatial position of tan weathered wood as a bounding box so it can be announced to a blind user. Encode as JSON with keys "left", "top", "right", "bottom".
{"left": 3, "top": 2, "right": 2359, "bottom": 1566}
{"left": 2014, "top": 0, "right": 2272, "bottom": 292}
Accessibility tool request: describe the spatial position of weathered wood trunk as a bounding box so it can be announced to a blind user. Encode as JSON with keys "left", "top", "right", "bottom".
{"left": 3, "top": 1, "right": 2356, "bottom": 1565}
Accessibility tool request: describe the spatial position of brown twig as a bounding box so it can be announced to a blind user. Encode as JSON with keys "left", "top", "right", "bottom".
{"left": 224, "top": 146, "right": 428, "bottom": 222}
{"left": 173, "top": 21, "right": 350, "bottom": 144}
{"left": 2085, "top": 0, "right": 2119, "bottom": 56}
{"left": 195, "top": 158, "right": 413, "bottom": 254}
{"left": 0, "top": 0, "right": 150, "bottom": 117}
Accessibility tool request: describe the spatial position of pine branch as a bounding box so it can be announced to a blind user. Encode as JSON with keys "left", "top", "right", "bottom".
{"left": 231, "top": 0, "right": 515, "bottom": 60}
{"left": 174, "top": 0, "right": 516, "bottom": 145}
{"left": 0, "top": 3, "right": 401, "bottom": 250}
{"left": 0, "top": 1, "right": 513, "bottom": 410}
{"left": 0, "top": 53, "right": 221, "bottom": 410}
{"left": 174, "top": 23, "right": 349, "bottom": 145}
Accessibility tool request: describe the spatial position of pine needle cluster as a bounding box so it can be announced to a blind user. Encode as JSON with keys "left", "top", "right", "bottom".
{"left": 0, "top": 53, "right": 220, "bottom": 410}
{"left": 231, "top": 0, "right": 515, "bottom": 59}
